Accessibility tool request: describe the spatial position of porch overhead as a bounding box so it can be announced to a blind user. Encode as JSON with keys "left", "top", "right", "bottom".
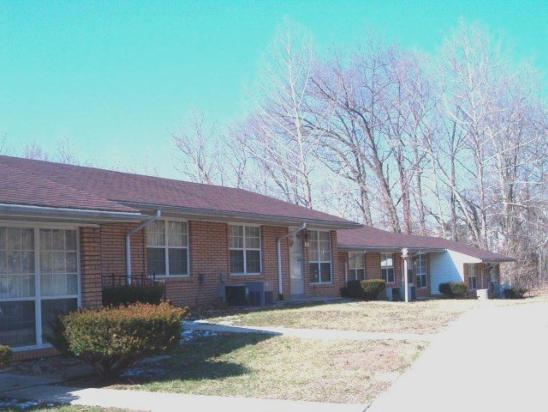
{"left": 338, "top": 226, "right": 514, "bottom": 263}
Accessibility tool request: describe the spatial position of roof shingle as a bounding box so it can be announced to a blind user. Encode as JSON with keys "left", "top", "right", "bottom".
{"left": 0, "top": 155, "right": 356, "bottom": 226}
{"left": 337, "top": 226, "right": 514, "bottom": 262}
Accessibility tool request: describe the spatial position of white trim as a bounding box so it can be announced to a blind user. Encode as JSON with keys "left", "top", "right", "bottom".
{"left": 228, "top": 223, "right": 262, "bottom": 275}
{"left": 308, "top": 229, "right": 332, "bottom": 284}
{"left": 348, "top": 251, "right": 366, "bottom": 281}
{"left": 414, "top": 254, "right": 427, "bottom": 289}
{"left": 0, "top": 223, "right": 81, "bottom": 348}
{"left": 380, "top": 253, "right": 395, "bottom": 284}
{"left": 145, "top": 218, "right": 190, "bottom": 277}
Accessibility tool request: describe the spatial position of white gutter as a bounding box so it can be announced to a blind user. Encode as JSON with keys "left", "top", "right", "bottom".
{"left": 126, "top": 209, "right": 161, "bottom": 285}
{"left": 276, "top": 223, "right": 306, "bottom": 299}
{"left": 0, "top": 203, "right": 143, "bottom": 221}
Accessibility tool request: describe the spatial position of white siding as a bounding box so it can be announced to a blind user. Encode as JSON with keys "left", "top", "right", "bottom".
{"left": 430, "top": 250, "right": 481, "bottom": 295}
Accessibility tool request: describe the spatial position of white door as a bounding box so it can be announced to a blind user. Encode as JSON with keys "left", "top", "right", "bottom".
{"left": 289, "top": 230, "right": 304, "bottom": 296}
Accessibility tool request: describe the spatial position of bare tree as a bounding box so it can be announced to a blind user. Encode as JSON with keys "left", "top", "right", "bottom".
{"left": 237, "top": 25, "right": 320, "bottom": 208}
{"left": 172, "top": 111, "right": 225, "bottom": 185}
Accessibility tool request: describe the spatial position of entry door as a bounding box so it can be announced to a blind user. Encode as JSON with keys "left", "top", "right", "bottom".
{"left": 289, "top": 230, "right": 304, "bottom": 296}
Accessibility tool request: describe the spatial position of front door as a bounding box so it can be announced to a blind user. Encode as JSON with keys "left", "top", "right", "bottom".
{"left": 289, "top": 229, "right": 304, "bottom": 296}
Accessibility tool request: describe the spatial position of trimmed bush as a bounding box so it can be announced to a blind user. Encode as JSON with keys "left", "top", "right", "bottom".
{"left": 102, "top": 284, "right": 164, "bottom": 307}
{"left": 439, "top": 282, "right": 468, "bottom": 298}
{"left": 503, "top": 287, "right": 527, "bottom": 299}
{"left": 58, "top": 303, "right": 188, "bottom": 379}
{"left": 341, "top": 279, "right": 386, "bottom": 300}
{"left": 0, "top": 345, "right": 12, "bottom": 368}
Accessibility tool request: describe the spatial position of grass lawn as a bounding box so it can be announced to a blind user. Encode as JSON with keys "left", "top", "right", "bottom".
{"left": 204, "top": 299, "right": 479, "bottom": 334}
{"left": 114, "top": 334, "right": 425, "bottom": 404}
{"left": 1, "top": 406, "right": 127, "bottom": 412}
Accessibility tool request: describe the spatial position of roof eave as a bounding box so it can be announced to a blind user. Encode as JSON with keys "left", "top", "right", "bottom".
{"left": 119, "top": 201, "right": 361, "bottom": 229}
{"left": 338, "top": 244, "right": 446, "bottom": 253}
{"left": 480, "top": 257, "right": 516, "bottom": 263}
{"left": 0, "top": 203, "right": 144, "bottom": 223}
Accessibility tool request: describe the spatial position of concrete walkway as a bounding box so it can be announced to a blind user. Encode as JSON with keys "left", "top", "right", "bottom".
{"left": 367, "top": 298, "right": 548, "bottom": 412}
{"left": 1, "top": 382, "right": 365, "bottom": 412}
{"left": 184, "top": 320, "right": 433, "bottom": 342}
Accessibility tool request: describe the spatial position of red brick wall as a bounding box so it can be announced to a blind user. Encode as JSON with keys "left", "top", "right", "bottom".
{"left": 100, "top": 223, "right": 146, "bottom": 278}
{"left": 79, "top": 220, "right": 358, "bottom": 309}
{"left": 161, "top": 222, "right": 290, "bottom": 307}
{"left": 80, "top": 226, "right": 102, "bottom": 308}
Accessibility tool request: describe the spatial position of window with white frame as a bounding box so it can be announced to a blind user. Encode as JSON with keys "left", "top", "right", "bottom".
{"left": 348, "top": 251, "right": 365, "bottom": 281}
{"left": 309, "top": 230, "right": 332, "bottom": 283}
{"left": 414, "top": 254, "right": 427, "bottom": 288}
{"left": 39, "top": 229, "right": 79, "bottom": 342}
{"left": 146, "top": 220, "right": 189, "bottom": 276}
{"left": 0, "top": 225, "right": 80, "bottom": 348}
{"left": 380, "top": 253, "right": 395, "bottom": 283}
{"left": 468, "top": 264, "right": 478, "bottom": 289}
{"left": 228, "top": 225, "right": 261, "bottom": 274}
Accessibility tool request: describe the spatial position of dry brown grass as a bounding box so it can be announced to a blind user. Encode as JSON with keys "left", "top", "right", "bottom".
{"left": 206, "top": 299, "right": 479, "bottom": 334}
{"left": 116, "top": 334, "right": 425, "bottom": 404}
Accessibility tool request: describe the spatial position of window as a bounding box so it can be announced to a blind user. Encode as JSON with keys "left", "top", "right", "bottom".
{"left": 0, "top": 226, "right": 80, "bottom": 348}
{"left": 468, "top": 264, "right": 478, "bottom": 289}
{"left": 229, "top": 225, "right": 261, "bottom": 274}
{"left": 380, "top": 253, "right": 395, "bottom": 283}
{"left": 0, "top": 227, "right": 36, "bottom": 346}
{"left": 39, "top": 229, "right": 79, "bottom": 342}
{"left": 414, "top": 255, "right": 427, "bottom": 288}
{"left": 348, "top": 252, "right": 365, "bottom": 281}
{"left": 309, "top": 230, "right": 332, "bottom": 283}
{"left": 146, "top": 220, "right": 188, "bottom": 276}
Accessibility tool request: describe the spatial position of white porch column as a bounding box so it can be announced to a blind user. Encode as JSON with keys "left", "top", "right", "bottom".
{"left": 402, "top": 248, "right": 409, "bottom": 303}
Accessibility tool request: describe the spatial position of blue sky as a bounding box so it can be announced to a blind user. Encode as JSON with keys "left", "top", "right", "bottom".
{"left": 0, "top": 0, "right": 546, "bottom": 177}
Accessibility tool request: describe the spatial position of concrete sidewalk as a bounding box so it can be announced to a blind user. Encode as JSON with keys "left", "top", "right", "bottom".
{"left": 367, "top": 299, "right": 548, "bottom": 412}
{"left": 2, "top": 383, "right": 366, "bottom": 412}
{"left": 184, "top": 321, "right": 433, "bottom": 342}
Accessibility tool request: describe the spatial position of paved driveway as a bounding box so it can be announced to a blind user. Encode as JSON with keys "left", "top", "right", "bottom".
{"left": 367, "top": 298, "right": 548, "bottom": 412}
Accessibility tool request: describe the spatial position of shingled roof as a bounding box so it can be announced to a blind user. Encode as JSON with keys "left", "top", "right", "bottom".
{"left": 0, "top": 155, "right": 358, "bottom": 227}
{"left": 338, "top": 226, "right": 514, "bottom": 263}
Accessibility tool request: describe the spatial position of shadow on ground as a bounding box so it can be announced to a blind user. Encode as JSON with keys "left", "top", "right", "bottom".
{"left": 192, "top": 298, "right": 351, "bottom": 321}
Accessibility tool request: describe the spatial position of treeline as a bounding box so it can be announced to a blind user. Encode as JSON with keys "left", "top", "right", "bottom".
{"left": 173, "top": 23, "right": 547, "bottom": 287}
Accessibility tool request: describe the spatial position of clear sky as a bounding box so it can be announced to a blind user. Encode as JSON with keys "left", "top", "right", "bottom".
{"left": 0, "top": 0, "right": 546, "bottom": 177}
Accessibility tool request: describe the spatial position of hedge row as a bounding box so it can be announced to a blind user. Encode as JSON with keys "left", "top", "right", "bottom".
{"left": 56, "top": 303, "right": 188, "bottom": 379}
{"left": 102, "top": 284, "right": 165, "bottom": 307}
{"left": 341, "top": 279, "right": 386, "bottom": 300}
{"left": 438, "top": 282, "right": 468, "bottom": 298}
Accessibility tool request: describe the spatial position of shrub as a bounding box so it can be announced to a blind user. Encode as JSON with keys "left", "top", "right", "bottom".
{"left": 102, "top": 284, "right": 164, "bottom": 307}
{"left": 58, "top": 303, "right": 188, "bottom": 379}
{"left": 504, "top": 287, "right": 527, "bottom": 299}
{"left": 439, "top": 282, "right": 468, "bottom": 298}
{"left": 0, "top": 345, "right": 12, "bottom": 368}
{"left": 341, "top": 279, "right": 386, "bottom": 300}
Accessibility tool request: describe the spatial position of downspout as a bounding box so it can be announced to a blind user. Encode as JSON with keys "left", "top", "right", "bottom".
{"left": 126, "top": 209, "right": 161, "bottom": 285}
{"left": 276, "top": 223, "right": 307, "bottom": 300}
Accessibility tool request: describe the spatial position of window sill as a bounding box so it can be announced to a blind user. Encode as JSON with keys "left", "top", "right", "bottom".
{"left": 310, "top": 281, "right": 334, "bottom": 286}
{"left": 229, "top": 273, "right": 262, "bottom": 277}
